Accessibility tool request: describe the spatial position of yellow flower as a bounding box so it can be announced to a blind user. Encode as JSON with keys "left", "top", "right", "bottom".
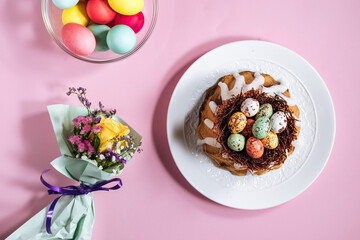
{"left": 95, "top": 115, "right": 130, "bottom": 152}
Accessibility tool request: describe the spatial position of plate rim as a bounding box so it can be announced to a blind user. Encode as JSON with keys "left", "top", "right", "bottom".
{"left": 166, "top": 40, "right": 336, "bottom": 210}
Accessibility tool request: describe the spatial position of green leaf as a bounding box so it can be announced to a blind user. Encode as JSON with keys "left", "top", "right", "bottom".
{"left": 93, "top": 134, "right": 100, "bottom": 152}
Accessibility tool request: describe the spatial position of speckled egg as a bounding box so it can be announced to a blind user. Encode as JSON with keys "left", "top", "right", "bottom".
{"left": 271, "top": 111, "right": 287, "bottom": 133}
{"left": 241, "top": 119, "right": 255, "bottom": 137}
{"left": 227, "top": 134, "right": 245, "bottom": 152}
{"left": 252, "top": 117, "right": 271, "bottom": 139}
{"left": 228, "top": 112, "right": 247, "bottom": 134}
{"left": 261, "top": 131, "right": 279, "bottom": 149}
{"left": 240, "top": 98, "right": 259, "bottom": 117}
{"left": 256, "top": 103, "right": 273, "bottom": 120}
{"left": 246, "top": 137, "right": 264, "bottom": 158}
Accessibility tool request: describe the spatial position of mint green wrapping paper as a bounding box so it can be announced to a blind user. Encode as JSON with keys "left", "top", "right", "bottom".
{"left": 6, "top": 104, "right": 142, "bottom": 240}
{"left": 7, "top": 194, "right": 94, "bottom": 240}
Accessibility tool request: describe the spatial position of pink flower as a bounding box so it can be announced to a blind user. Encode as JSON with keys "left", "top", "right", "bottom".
{"left": 88, "top": 145, "right": 95, "bottom": 155}
{"left": 80, "top": 125, "right": 92, "bottom": 135}
{"left": 72, "top": 115, "right": 85, "bottom": 128}
{"left": 82, "top": 116, "right": 93, "bottom": 125}
{"left": 68, "top": 135, "right": 80, "bottom": 144}
{"left": 77, "top": 142, "right": 87, "bottom": 152}
{"left": 83, "top": 140, "right": 91, "bottom": 147}
{"left": 91, "top": 125, "right": 103, "bottom": 134}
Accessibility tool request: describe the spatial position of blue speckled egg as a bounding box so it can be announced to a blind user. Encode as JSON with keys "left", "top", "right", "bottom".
{"left": 227, "top": 134, "right": 245, "bottom": 152}
{"left": 256, "top": 103, "right": 273, "bottom": 120}
{"left": 252, "top": 117, "right": 271, "bottom": 139}
{"left": 107, "top": 25, "right": 136, "bottom": 54}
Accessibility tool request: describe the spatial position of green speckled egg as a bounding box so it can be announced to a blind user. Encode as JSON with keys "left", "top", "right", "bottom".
{"left": 252, "top": 117, "right": 271, "bottom": 139}
{"left": 227, "top": 134, "right": 245, "bottom": 152}
{"left": 256, "top": 103, "right": 273, "bottom": 120}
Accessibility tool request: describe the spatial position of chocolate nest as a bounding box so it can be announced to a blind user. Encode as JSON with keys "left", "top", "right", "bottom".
{"left": 215, "top": 90, "right": 298, "bottom": 172}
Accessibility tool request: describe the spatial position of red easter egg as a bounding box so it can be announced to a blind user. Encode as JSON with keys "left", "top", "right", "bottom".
{"left": 246, "top": 137, "right": 264, "bottom": 159}
{"left": 113, "top": 11, "right": 144, "bottom": 33}
{"left": 242, "top": 119, "right": 255, "bottom": 137}
{"left": 61, "top": 23, "right": 96, "bottom": 56}
{"left": 86, "top": 0, "right": 116, "bottom": 24}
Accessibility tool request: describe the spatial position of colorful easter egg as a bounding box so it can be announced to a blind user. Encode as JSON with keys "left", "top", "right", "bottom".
{"left": 62, "top": 1, "right": 90, "bottom": 26}
{"left": 256, "top": 103, "right": 273, "bottom": 120}
{"left": 240, "top": 98, "right": 259, "bottom": 117}
{"left": 227, "top": 134, "right": 245, "bottom": 152}
{"left": 113, "top": 11, "right": 145, "bottom": 33}
{"left": 108, "top": 0, "right": 144, "bottom": 15}
{"left": 271, "top": 111, "right": 287, "bottom": 133}
{"left": 87, "top": 24, "right": 110, "bottom": 51}
{"left": 261, "top": 131, "right": 279, "bottom": 149}
{"left": 252, "top": 117, "right": 271, "bottom": 139}
{"left": 106, "top": 25, "right": 136, "bottom": 54}
{"left": 52, "top": 0, "right": 79, "bottom": 9}
{"left": 242, "top": 119, "right": 255, "bottom": 138}
{"left": 228, "top": 112, "right": 247, "bottom": 134}
{"left": 87, "top": 0, "right": 116, "bottom": 24}
{"left": 62, "top": 23, "right": 96, "bottom": 56}
{"left": 246, "top": 137, "right": 264, "bottom": 159}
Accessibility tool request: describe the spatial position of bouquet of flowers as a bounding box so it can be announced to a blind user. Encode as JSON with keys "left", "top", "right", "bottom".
{"left": 7, "top": 88, "right": 142, "bottom": 240}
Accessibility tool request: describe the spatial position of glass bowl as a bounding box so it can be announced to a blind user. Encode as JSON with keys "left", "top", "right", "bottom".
{"left": 41, "top": 0, "right": 158, "bottom": 63}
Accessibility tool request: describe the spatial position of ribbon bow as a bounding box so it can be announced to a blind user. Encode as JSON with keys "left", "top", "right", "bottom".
{"left": 40, "top": 169, "right": 122, "bottom": 234}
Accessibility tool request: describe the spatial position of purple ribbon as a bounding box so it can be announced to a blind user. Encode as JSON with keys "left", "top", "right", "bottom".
{"left": 40, "top": 169, "right": 122, "bottom": 234}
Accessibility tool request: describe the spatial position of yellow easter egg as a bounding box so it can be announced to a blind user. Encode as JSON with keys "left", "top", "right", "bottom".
{"left": 261, "top": 131, "right": 279, "bottom": 149}
{"left": 108, "top": 0, "right": 144, "bottom": 15}
{"left": 62, "top": 1, "right": 90, "bottom": 26}
{"left": 228, "top": 112, "right": 247, "bottom": 134}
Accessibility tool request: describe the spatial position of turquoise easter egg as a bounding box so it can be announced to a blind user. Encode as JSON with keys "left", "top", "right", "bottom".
{"left": 106, "top": 25, "right": 136, "bottom": 54}
{"left": 227, "top": 134, "right": 245, "bottom": 152}
{"left": 256, "top": 103, "right": 273, "bottom": 120}
{"left": 87, "top": 24, "right": 110, "bottom": 52}
{"left": 252, "top": 117, "right": 271, "bottom": 139}
{"left": 52, "top": 0, "right": 79, "bottom": 10}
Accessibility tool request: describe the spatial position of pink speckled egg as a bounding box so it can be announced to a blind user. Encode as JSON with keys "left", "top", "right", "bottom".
{"left": 246, "top": 137, "right": 264, "bottom": 159}
{"left": 61, "top": 23, "right": 96, "bottom": 56}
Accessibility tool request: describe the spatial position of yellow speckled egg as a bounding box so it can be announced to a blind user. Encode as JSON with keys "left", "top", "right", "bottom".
{"left": 228, "top": 112, "right": 247, "bottom": 134}
{"left": 261, "top": 131, "right": 279, "bottom": 149}
{"left": 62, "top": 1, "right": 90, "bottom": 26}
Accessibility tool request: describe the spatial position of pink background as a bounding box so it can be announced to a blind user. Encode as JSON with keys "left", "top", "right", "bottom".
{"left": 0, "top": 0, "right": 358, "bottom": 239}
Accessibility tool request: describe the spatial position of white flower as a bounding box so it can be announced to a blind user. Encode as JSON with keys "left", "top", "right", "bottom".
{"left": 116, "top": 142, "right": 121, "bottom": 148}
{"left": 112, "top": 156, "right": 116, "bottom": 162}
{"left": 76, "top": 154, "right": 80, "bottom": 158}
{"left": 99, "top": 154, "right": 105, "bottom": 160}
{"left": 98, "top": 166, "right": 103, "bottom": 170}
{"left": 116, "top": 149, "right": 121, "bottom": 154}
{"left": 81, "top": 155, "right": 88, "bottom": 160}
{"left": 112, "top": 169, "right": 117, "bottom": 174}
{"left": 120, "top": 145, "right": 124, "bottom": 150}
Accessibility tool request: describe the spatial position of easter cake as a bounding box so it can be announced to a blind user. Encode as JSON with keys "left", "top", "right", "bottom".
{"left": 197, "top": 71, "right": 299, "bottom": 176}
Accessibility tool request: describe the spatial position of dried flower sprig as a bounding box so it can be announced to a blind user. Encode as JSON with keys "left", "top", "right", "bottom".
{"left": 66, "top": 87, "right": 117, "bottom": 118}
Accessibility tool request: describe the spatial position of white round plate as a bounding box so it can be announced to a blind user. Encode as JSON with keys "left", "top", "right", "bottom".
{"left": 166, "top": 40, "right": 335, "bottom": 209}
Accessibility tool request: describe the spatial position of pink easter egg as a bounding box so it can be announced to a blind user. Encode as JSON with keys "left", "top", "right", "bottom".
{"left": 61, "top": 23, "right": 96, "bottom": 56}
{"left": 113, "top": 11, "right": 144, "bottom": 33}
